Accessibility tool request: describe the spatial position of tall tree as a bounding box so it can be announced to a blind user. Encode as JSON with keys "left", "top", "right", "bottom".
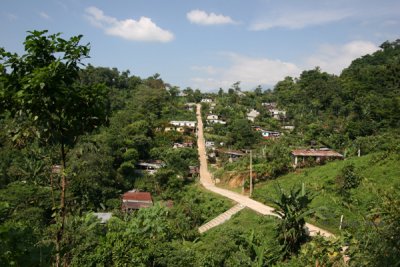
{"left": 0, "top": 30, "right": 109, "bottom": 266}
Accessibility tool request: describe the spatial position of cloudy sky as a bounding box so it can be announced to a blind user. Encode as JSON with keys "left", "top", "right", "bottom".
{"left": 1, "top": 0, "right": 399, "bottom": 91}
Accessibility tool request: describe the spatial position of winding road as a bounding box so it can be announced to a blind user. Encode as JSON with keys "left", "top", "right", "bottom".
{"left": 196, "top": 104, "right": 333, "bottom": 237}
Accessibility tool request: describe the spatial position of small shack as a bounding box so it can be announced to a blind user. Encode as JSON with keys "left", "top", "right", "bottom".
{"left": 216, "top": 149, "right": 246, "bottom": 162}
{"left": 247, "top": 109, "right": 260, "bottom": 122}
{"left": 136, "top": 160, "right": 165, "bottom": 175}
{"left": 121, "top": 191, "right": 153, "bottom": 212}
{"left": 93, "top": 212, "right": 112, "bottom": 223}
{"left": 291, "top": 149, "right": 343, "bottom": 168}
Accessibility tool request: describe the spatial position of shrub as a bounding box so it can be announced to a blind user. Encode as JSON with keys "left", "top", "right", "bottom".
{"left": 335, "top": 164, "right": 361, "bottom": 196}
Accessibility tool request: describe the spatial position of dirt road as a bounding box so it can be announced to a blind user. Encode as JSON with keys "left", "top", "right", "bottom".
{"left": 196, "top": 104, "right": 333, "bottom": 237}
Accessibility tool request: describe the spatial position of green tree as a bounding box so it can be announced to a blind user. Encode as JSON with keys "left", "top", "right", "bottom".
{"left": 227, "top": 119, "right": 257, "bottom": 149}
{"left": 335, "top": 163, "right": 362, "bottom": 198}
{"left": 270, "top": 184, "right": 317, "bottom": 259}
{"left": 0, "top": 30, "right": 109, "bottom": 266}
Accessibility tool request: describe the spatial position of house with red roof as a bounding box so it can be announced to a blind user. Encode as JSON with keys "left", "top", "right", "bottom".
{"left": 121, "top": 191, "right": 153, "bottom": 212}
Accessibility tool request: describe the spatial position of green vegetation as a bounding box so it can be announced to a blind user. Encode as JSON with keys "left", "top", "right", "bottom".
{"left": 1, "top": 30, "right": 399, "bottom": 266}
{"left": 253, "top": 152, "right": 400, "bottom": 234}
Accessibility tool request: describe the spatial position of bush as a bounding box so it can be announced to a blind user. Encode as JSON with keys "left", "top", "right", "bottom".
{"left": 335, "top": 164, "right": 361, "bottom": 196}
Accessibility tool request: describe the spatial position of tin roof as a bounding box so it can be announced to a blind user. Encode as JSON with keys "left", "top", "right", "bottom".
{"left": 291, "top": 149, "right": 343, "bottom": 157}
{"left": 122, "top": 191, "right": 153, "bottom": 202}
{"left": 93, "top": 212, "right": 112, "bottom": 223}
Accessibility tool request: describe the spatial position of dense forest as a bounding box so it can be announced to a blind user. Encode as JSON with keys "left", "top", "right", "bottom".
{"left": 0, "top": 31, "right": 399, "bottom": 266}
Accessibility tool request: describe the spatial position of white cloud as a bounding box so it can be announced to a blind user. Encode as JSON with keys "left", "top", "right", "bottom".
{"left": 250, "top": 9, "right": 352, "bottom": 30}
{"left": 306, "top": 40, "right": 380, "bottom": 74}
{"left": 85, "top": 6, "right": 174, "bottom": 42}
{"left": 187, "top": 9, "right": 237, "bottom": 25}
{"left": 191, "top": 65, "right": 221, "bottom": 75}
{"left": 39, "top": 11, "right": 50, "bottom": 20}
{"left": 191, "top": 53, "right": 301, "bottom": 91}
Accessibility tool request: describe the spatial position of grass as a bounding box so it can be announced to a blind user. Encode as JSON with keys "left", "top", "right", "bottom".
{"left": 201, "top": 208, "right": 278, "bottom": 237}
{"left": 252, "top": 152, "right": 400, "bottom": 235}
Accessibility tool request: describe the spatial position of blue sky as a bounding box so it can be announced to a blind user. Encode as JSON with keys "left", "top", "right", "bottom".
{"left": 1, "top": 0, "right": 399, "bottom": 91}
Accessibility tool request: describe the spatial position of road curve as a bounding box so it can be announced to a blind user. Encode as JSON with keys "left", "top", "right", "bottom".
{"left": 196, "top": 104, "right": 333, "bottom": 238}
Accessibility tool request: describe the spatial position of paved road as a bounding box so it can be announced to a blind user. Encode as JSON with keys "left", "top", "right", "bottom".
{"left": 196, "top": 104, "right": 333, "bottom": 238}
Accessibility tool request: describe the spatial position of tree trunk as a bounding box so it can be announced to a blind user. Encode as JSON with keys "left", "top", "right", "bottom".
{"left": 56, "top": 141, "right": 67, "bottom": 267}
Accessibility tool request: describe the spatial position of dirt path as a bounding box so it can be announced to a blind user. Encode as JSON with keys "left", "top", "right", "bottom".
{"left": 196, "top": 104, "right": 333, "bottom": 238}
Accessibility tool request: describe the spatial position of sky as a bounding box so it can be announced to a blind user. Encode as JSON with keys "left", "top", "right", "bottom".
{"left": 1, "top": 0, "right": 399, "bottom": 92}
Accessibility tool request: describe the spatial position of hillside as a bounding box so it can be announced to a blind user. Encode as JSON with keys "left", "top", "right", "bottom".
{"left": 1, "top": 30, "right": 399, "bottom": 266}
{"left": 252, "top": 152, "right": 400, "bottom": 234}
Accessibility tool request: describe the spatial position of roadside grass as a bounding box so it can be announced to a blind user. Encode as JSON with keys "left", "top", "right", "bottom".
{"left": 193, "top": 183, "right": 235, "bottom": 206}
{"left": 201, "top": 208, "right": 278, "bottom": 237}
{"left": 252, "top": 152, "right": 400, "bottom": 235}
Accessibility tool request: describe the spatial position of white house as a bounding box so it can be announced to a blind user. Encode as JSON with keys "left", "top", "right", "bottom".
{"left": 261, "top": 130, "right": 280, "bottom": 139}
{"left": 205, "top": 141, "right": 215, "bottom": 148}
{"left": 207, "top": 114, "right": 219, "bottom": 120}
{"left": 247, "top": 109, "right": 260, "bottom": 122}
{"left": 170, "top": 121, "right": 196, "bottom": 128}
{"left": 270, "top": 108, "right": 286, "bottom": 120}
{"left": 207, "top": 119, "right": 226, "bottom": 125}
{"left": 282, "top": 125, "right": 295, "bottom": 131}
{"left": 201, "top": 98, "right": 213, "bottom": 103}
{"left": 93, "top": 212, "right": 112, "bottom": 223}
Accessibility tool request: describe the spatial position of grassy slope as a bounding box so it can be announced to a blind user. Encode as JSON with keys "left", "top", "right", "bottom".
{"left": 195, "top": 209, "right": 279, "bottom": 264}
{"left": 252, "top": 152, "right": 400, "bottom": 234}
{"left": 201, "top": 208, "right": 278, "bottom": 236}
{"left": 190, "top": 184, "right": 235, "bottom": 223}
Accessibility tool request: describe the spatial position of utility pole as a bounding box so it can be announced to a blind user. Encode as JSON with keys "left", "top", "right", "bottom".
{"left": 242, "top": 176, "right": 245, "bottom": 194}
{"left": 249, "top": 150, "right": 253, "bottom": 197}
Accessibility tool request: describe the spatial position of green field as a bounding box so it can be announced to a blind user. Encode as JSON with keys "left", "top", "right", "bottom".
{"left": 252, "top": 152, "right": 400, "bottom": 234}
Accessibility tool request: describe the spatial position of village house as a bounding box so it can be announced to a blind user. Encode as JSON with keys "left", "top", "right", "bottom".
{"left": 205, "top": 141, "right": 215, "bottom": 148}
{"left": 206, "top": 115, "right": 227, "bottom": 125}
{"left": 291, "top": 148, "right": 344, "bottom": 168}
{"left": 170, "top": 120, "right": 196, "bottom": 127}
{"left": 261, "top": 102, "right": 277, "bottom": 109}
{"left": 281, "top": 125, "right": 295, "bottom": 131}
{"left": 261, "top": 130, "right": 280, "bottom": 139}
{"left": 184, "top": 103, "right": 196, "bottom": 112}
{"left": 207, "top": 114, "right": 219, "bottom": 120}
{"left": 262, "top": 102, "right": 286, "bottom": 120}
{"left": 188, "top": 165, "right": 200, "bottom": 179}
{"left": 121, "top": 191, "right": 153, "bottom": 212}
{"left": 269, "top": 108, "right": 287, "bottom": 120}
{"left": 93, "top": 212, "right": 112, "bottom": 223}
{"left": 210, "top": 103, "right": 216, "bottom": 109}
{"left": 216, "top": 149, "right": 246, "bottom": 162}
{"left": 173, "top": 142, "right": 193, "bottom": 149}
{"left": 136, "top": 160, "right": 165, "bottom": 175}
{"left": 247, "top": 109, "right": 260, "bottom": 122}
{"left": 201, "top": 98, "right": 213, "bottom": 103}
{"left": 165, "top": 121, "right": 196, "bottom": 133}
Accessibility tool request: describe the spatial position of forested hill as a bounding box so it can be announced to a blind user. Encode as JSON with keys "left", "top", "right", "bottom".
{"left": 268, "top": 40, "right": 400, "bottom": 150}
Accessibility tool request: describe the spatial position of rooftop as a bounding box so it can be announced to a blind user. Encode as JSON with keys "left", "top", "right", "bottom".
{"left": 122, "top": 191, "right": 153, "bottom": 202}
{"left": 93, "top": 212, "right": 112, "bottom": 223}
{"left": 291, "top": 149, "right": 343, "bottom": 157}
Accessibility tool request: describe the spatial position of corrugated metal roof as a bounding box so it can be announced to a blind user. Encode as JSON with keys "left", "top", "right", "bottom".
{"left": 93, "top": 212, "right": 112, "bottom": 223}
{"left": 291, "top": 149, "right": 343, "bottom": 157}
{"left": 122, "top": 192, "right": 153, "bottom": 202}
